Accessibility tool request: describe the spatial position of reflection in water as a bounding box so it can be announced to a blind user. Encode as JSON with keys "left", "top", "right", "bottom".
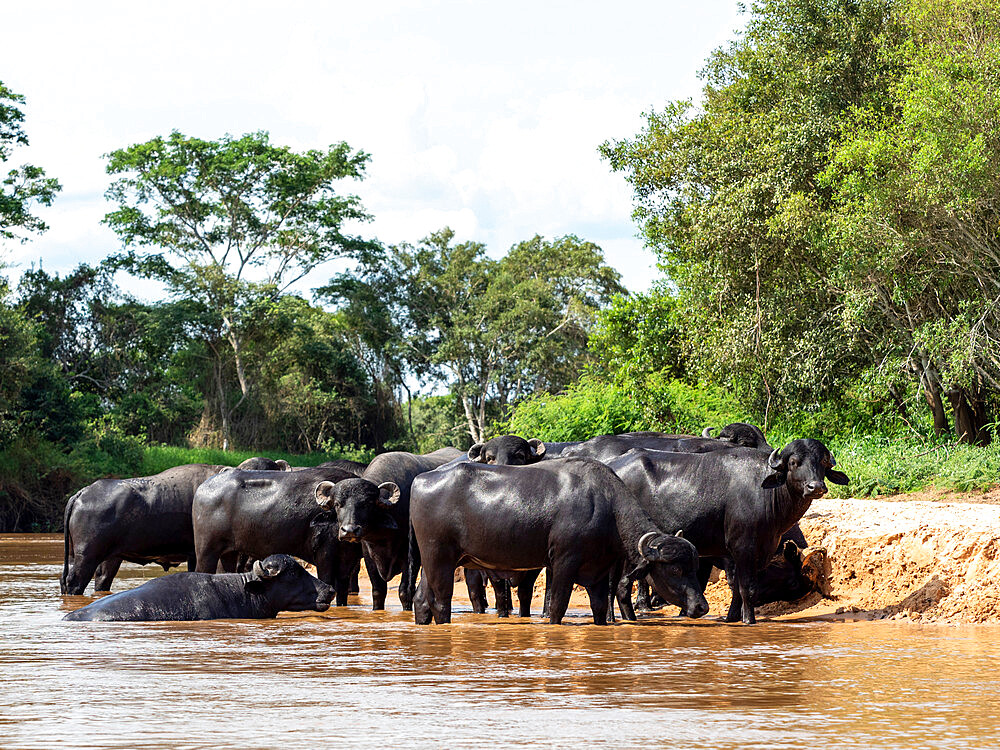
{"left": 2, "top": 533, "right": 999, "bottom": 749}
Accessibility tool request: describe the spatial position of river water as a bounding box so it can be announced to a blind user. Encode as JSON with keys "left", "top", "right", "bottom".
{"left": 2, "top": 533, "right": 999, "bottom": 749}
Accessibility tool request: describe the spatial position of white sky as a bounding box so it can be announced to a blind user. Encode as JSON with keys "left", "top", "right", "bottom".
{"left": 1, "top": 1, "right": 745, "bottom": 296}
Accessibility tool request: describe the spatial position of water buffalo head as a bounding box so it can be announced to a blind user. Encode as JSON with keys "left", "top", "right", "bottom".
{"left": 467, "top": 435, "right": 546, "bottom": 465}
{"left": 246, "top": 554, "right": 333, "bottom": 612}
{"left": 717, "top": 422, "right": 769, "bottom": 449}
{"left": 315, "top": 477, "right": 401, "bottom": 542}
{"left": 237, "top": 457, "right": 292, "bottom": 471}
{"left": 761, "top": 438, "right": 849, "bottom": 499}
{"left": 627, "top": 530, "right": 709, "bottom": 619}
{"left": 756, "top": 540, "right": 815, "bottom": 605}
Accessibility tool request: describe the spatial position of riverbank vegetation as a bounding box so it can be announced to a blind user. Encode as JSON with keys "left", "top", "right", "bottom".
{"left": 3, "top": 0, "right": 1000, "bottom": 530}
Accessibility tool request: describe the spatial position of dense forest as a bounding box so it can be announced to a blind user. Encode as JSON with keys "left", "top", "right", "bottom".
{"left": 3, "top": 0, "right": 1000, "bottom": 531}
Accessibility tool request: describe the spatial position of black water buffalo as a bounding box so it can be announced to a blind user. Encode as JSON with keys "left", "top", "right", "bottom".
{"left": 236, "top": 457, "right": 292, "bottom": 471}
{"left": 607, "top": 439, "right": 848, "bottom": 624}
{"left": 324, "top": 449, "right": 461, "bottom": 611}
{"left": 61, "top": 463, "right": 234, "bottom": 595}
{"left": 562, "top": 424, "right": 769, "bottom": 464}
{"left": 315, "top": 459, "right": 369, "bottom": 475}
{"left": 192, "top": 466, "right": 368, "bottom": 605}
{"left": 63, "top": 554, "right": 333, "bottom": 621}
{"left": 701, "top": 423, "right": 772, "bottom": 450}
{"left": 636, "top": 525, "right": 817, "bottom": 613}
{"left": 409, "top": 457, "right": 708, "bottom": 625}
{"left": 467, "top": 435, "right": 547, "bottom": 465}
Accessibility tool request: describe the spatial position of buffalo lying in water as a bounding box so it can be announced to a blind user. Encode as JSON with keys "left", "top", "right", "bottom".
{"left": 63, "top": 555, "right": 333, "bottom": 621}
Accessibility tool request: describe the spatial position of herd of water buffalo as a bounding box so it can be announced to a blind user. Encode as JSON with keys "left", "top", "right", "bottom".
{"left": 60, "top": 423, "right": 848, "bottom": 625}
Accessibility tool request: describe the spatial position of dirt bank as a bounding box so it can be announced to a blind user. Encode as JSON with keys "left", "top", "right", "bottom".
{"left": 700, "top": 496, "right": 1000, "bottom": 624}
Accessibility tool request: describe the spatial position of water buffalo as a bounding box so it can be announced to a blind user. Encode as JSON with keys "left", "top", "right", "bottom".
{"left": 562, "top": 424, "right": 769, "bottom": 464}
{"left": 314, "top": 459, "right": 369, "bottom": 475}
{"left": 328, "top": 449, "right": 461, "bottom": 611}
{"left": 192, "top": 466, "right": 367, "bottom": 605}
{"left": 409, "top": 457, "right": 709, "bottom": 625}
{"left": 63, "top": 554, "right": 332, "bottom": 621}
{"left": 235, "top": 457, "right": 292, "bottom": 471}
{"left": 636, "top": 526, "right": 818, "bottom": 613}
{"left": 701, "top": 423, "right": 772, "bottom": 450}
{"left": 60, "top": 463, "right": 235, "bottom": 595}
{"left": 607, "top": 439, "right": 848, "bottom": 624}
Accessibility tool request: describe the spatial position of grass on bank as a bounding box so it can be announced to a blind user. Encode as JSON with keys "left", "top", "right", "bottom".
{"left": 502, "top": 376, "right": 1000, "bottom": 498}
{"left": 140, "top": 444, "right": 374, "bottom": 476}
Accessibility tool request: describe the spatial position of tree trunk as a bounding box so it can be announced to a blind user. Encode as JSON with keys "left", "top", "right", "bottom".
{"left": 947, "top": 388, "right": 991, "bottom": 446}
{"left": 918, "top": 359, "right": 950, "bottom": 436}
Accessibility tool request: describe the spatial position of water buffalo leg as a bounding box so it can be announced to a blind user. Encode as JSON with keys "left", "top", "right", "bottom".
{"left": 491, "top": 575, "right": 511, "bottom": 618}
{"left": 349, "top": 559, "right": 360, "bottom": 594}
{"left": 465, "top": 570, "right": 488, "bottom": 613}
{"left": 516, "top": 569, "right": 541, "bottom": 617}
{"left": 217, "top": 552, "right": 239, "bottom": 574}
{"left": 186, "top": 555, "right": 197, "bottom": 572}
{"left": 93, "top": 558, "right": 122, "bottom": 592}
{"left": 423, "top": 562, "right": 455, "bottom": 625}
{"left": 734, "top": 562, "right": 759, "bottom": 625}
{"left": 364, "top": 552, "right": 388, "bottom": 611}
{"left": 541, "top": 566, "right": 553, "bottom": 617}
{"left": 606, "top": 564, "right": 621, "bottom": 623}
{"left": 413, "top": 576, "right": 433, "bottom": 625}
{"left": 545, "top": 566, "right": 577, "bottom": 625}
{"left": 616, "top": 574, "right": 638, "bottom": 621}
{"left": 64, "top": 551, "right": 102, "bottom": 595}
{"left": 634, "top": 579, "right": 652, "bottom": 612}
{"left": 586, "top": 575, "right": 611, "bottom": 626}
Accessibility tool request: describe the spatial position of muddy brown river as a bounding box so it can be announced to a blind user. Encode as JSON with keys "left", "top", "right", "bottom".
{"left": 3, "top": 534, "right": 999, "bottom": 749}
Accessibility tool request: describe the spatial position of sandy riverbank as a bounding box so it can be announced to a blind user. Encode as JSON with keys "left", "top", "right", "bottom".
{"left": 710, "top": 495, "right": 1000, "bottom": 624}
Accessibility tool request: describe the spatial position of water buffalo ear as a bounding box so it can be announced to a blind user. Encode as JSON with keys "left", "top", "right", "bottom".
{"left": 702, "top": 426, "right": 714, "bottom": 438}
{"left": 527, "top": 438, "right": 546, "bottom": 459}
{"left": 761, "top": 471, "right": 787, "bottom": 490}
{"left": 252, "top": 559, "right": 279, "bottom": 580}
{"left": 309, "top": 510, "right": 336, "bottom": 528}
{"left": 762, "top": 451, "right": 787, "bottom": 489}
{"left": 467, "top": 443, "right": 485, "bottom": 462}
{"left": 377, "top": 482, "right": 401, "bottom": 508}
{"left": 782, "top": 540, "right": 801, "bottom": 562}
{"left": 314, "top": 481, "right": 336, "bottom": 508}
{"left": 625, "top": 563, "right": 651, "bottom": 582}
{"left": 826, "top": 468, "right": 849, "bottom": 485}
{"left": 275, "top": 459, "right": 291, "bottom": 471}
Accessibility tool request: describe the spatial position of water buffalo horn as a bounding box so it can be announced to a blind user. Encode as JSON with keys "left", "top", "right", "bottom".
{"left": 768, "top": 448, "right": 784, "bottom": 470}
{"left": 314, "top": 481, "right": 336, "bottom": 507}
{"left": 702, "top": 427, "right": 714, "bottom": 438}
{"left": 675, "top": 529, "right": 684, "bottom": 539}
{"left": 637, "top": 531, "right": 658, "bottom": 559}
{"left": 377, "top": 482, "right": 401, "bottom": 507}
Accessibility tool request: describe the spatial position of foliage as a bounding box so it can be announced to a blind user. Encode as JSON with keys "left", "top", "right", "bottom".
{"left": 140, "top": 443, "right": 373, "bottom": 477}
{"left": 104, "top": 130, "right": 375, "bottom": 446}
{"left": 0, "top": 80, "right": 60, "bottom": 245}
{"left": 601, "top": 0, "right": 999, "bottom": 444}
{"left": 321, "top": 228, "right": 625, "bottom": 443}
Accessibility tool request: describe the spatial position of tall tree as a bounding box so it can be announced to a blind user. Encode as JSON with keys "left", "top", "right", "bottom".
{"left": 0, "top": 81, "right": 60, "bottom": 246}
{"left": 103, "top": 131, "right": 374, "bottom": 447}
{"left": 323, "top": 229, "right": 623, "bottom": 443}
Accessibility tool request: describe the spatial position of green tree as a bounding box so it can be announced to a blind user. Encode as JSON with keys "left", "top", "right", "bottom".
{"left": 600, "top": 0, "right": 910, "bottom": 428}
{"left": 823, "top": 0, "right": 1000, "bottom": 443}
{"left": 0, "top": 81, "right": 60, "bottom": 246}
{"left": 323, "top": 229, "right": 623, "bottom": 443}
{"left": 104, "top": 131, "right": 374, "bottom": 447}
